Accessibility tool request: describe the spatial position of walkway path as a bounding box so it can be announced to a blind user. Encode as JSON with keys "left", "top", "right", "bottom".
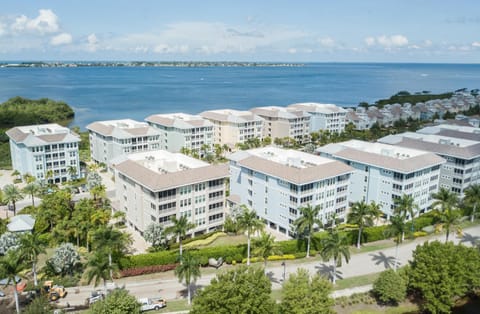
{"left": 59, "top": 224, "right": 480, "bottom": 307}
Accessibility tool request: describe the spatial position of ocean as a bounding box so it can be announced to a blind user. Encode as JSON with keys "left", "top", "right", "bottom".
{"left": 1, "top": 63, "right": 480, "bottom": 128}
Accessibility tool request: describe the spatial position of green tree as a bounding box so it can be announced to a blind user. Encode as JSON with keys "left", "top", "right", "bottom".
{"left": 23, "top": 182, "right": 40, "bottom": 207}
{"left": 237, "top": 207, "right": 264, "bottom": 265}
{"left": 22, "top": 296, "right": 52, "bottom": 314}
{"left": 174, "top": 252, "right": 201, "bottom": 305}
{"left": 294, "top": 204, "right": 322, "bottom": 258}
{"left": 394, "top": 194, "right": 419, "bottom": 240}
{"left": 143, "top": 223, "right": 166, "bottom": 249}
{"left": 431, "top": 187, "right": 459, "bottom": 242}
{"left": 48, "top": 242, "right": 80, "bottom": 276}
{"left": 191, "top": 266, "right": 276, "bottom": 314}
{"left": 92, "top": 226, "right": 131, "bottom": 279}
{"left": 0, "top": 250, "right": 27, "bottom": 314}
{"left": 86, "top": 251, "right": 118, "bottom": 294}
{"left": 348, "top": 201, "right": 375, "bottom": 249}
{"left": 19, "top": 231, "right": 47, "bottom": 287}
{"left": 3, "top": 184, "right": 24, "bottom": 216}
{"left": 320, "top": 230, "right": 350, "bottom": 285}
{"left": 253, "top": 231, "right": 280, "bottom": 271}
{"left": 166, "top": 215, "right": 195, "bottom": 258}
{"left": 280, "top": 268, "right": 334, "bottom": 314}
{"left": 464, "top": 184, "right": 480, "bottom": 223}
{"left": 88, "top": 288, "right": 141, "bottom": 314}
{"left": 385, "top": 214, "right": 409, "bottom": 271}
{"left": 372, "top": 269, "right": 407, "bottom": 304}
{"left": 409, "top": 241, "right": 480, "bottom": 313}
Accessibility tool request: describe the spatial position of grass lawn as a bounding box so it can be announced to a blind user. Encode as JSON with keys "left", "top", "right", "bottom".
{"left": 152, "top": 299, "right": 190, "bottom": 313}
{"left": 205, "top": 234, "right": 247, "bottom": 247}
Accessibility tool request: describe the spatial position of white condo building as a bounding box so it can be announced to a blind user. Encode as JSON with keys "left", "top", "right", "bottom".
{"left": 288, "top": 103, "right": 347, "bottom": 133}
{"left": 229, "top": 147, "right": 353, "bottom": 237}
{"left": 318, "top": 140, "right": 445, "bottom": 217}
{"left": 6, "top": 124, "right": 80, "bottom": 183}
{"left": 379, "top": 132, "right": 480, "bottom": 198}
{"left": 200, "top": 109, "right": 264, "bottom": 148}
{"left": 250, "top": 106, "right": 311, "bottom": 143}
{"left": 113, "top": 150, "right": 229, "bottom": 236}
{"left": 86, "top": 119, "right": 161, "bottom": 166}
{"left": 145, "top": 113, "right": 214, "bottom": 155}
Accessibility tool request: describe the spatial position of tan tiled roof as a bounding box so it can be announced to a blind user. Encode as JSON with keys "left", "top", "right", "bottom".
{"left": 333, "top": 147, "right": 445, "bottom": 173}
{"left": 237, "top": 156, "right": 353, "bottom": 184}
{"left": 145, "top": 115, "right": 175, "bottom": 127}
{"left": 125, "top": 127, "right": 151, "bottom": 136}
{"left": 114, "top": 161, "right": 229, "bottom": 191}
{"left": 36, "top": 133, "right": 68, "bottom": 142}
{"left": 5, "top": 128, "right": 29, "bottom": 142}
{"left": 86, "top": 122, "right": 115, "bottom": 135}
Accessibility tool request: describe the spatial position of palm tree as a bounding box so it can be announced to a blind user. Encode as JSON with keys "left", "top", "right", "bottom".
{"left": 67, "top": 166, "right": 77, "bottom": 180}
{"left": 90, "top": 184, "right": 106, "bottom": 202}
{"left": 22, "top": 173, "right": 35, "bottom": 184}
{"left": 0, "top": 250, "right": 27, "bottom": 313}
{"left": 385, "top": 214, "right": 409, "bottom": 271}
{"left": 464, "top": 184, "right": 480, "bottom": 223}
{"left": 86, "top": 251, "right": 118, "bottom": 294}
{"left": 320, "top": 230, "right": 350, "bottom": 285}
{"left": 19, "top": 232, "right": 47, "bottom": 287}
{"left": 253, "top": 231, "right": 280, "bottom": 271}
{"left": 237, "top": 207, "right": 264, "bottom": 265}
{"left": 369, "top": 201, "right": 383, "bottom": 226}
{"left": 3, "top": 184, "right": 24, "bottom": 216}
{"left": 293, "top": 204, "right": 322, "bottom": 257}
{"left": 394, "top": 194, "right": 419, "bottom": 241}
{"left": 348, "top": 201, "right": 375, "bottom": 249}
{"left": 92, "top": 226, "right": 131, "bottom": 279}
{"left": 431, "top": 187, "right": 459, "bottom": 242}
{"left": 174, "top": 252, "right": 201, "bottom": 305}
{"left": 166, "top": 215, "right": 196, "bottom": 258}
{"left": 23, "top": 182, "right": 41, "bottom": 207}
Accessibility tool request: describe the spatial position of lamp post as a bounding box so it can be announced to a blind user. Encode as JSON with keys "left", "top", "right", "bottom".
{"left": 281, "top": 261, "right": 286, "bottom": 282}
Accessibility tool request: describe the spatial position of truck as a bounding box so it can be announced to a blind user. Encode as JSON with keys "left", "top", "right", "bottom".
{"left": 139, "top": 298, "right": 167, "bottom": 312}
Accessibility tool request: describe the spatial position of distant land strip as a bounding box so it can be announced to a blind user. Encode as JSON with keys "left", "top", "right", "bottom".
{"left": 0, "top": 61, "right": 304, "bottom": 68}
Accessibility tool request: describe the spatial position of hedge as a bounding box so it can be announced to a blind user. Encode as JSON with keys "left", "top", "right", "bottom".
{"left": 170, "top": 231, "right": 223, "bottom": 249}
{"left": 117, "top": 264, "right": 177, "bottom": 278}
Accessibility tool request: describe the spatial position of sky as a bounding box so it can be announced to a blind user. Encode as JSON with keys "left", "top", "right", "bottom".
{"left": 0, "top": 0, "right": 479, "bottom": 63}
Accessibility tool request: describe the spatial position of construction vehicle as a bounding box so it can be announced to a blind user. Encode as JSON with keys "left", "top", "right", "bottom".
{"left": 42, "top": 280, "right": 67, "bottom": 301}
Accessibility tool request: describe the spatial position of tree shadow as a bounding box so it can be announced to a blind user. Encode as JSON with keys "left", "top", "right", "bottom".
{"left": 460, "top": 232, "right": 480, "bottom": 246}
{"left": 266, "top": 270, "right": 280, "bottom": 284}
{"left": 176, "top": 284, "right": 205, "bottom": 298}
{"left": 315, "top": 263, "right": 343, "bottom": 282}
{"left": 369, "top": 251, "right": 397, "bottom": 270}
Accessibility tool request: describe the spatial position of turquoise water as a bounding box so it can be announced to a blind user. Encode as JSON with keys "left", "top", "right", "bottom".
{"left": 1, "top": 63, "right": 479, "bottom": 128}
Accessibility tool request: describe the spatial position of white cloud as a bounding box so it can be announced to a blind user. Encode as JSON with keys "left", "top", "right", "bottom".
{"left": 423, "top": 40, "right": 433, "bottom": 47}
{"left": 472, "top": 41, "right": 480, "bottom": 47}
{"left": 87, "top": 33, "right": 99, "bottom": 52}
{"left": 319, "top": 37, "right": 335, "bottom": 48}
{"left": 11, "top": 9, "right": 60, "bottom": 34}
{"left": 364, "top": 37, "right": 376, "bottom": 46}
{"left": 154, "top": 43, "right": 189, "bottom": 54}
{"left": 50, "top": 33, "right": 72, "bottom": 46}
{"left": 288, "top": 48, "right": 297, "bottom": 54}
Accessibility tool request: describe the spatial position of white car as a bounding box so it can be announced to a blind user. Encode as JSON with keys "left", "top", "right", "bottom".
{"left": 139, "top": 297, "right": 167, "bottom": 312}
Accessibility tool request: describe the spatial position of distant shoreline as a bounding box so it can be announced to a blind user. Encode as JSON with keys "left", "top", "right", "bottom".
{"left": 0, "top": 61, "right": 304, "bottom": 68}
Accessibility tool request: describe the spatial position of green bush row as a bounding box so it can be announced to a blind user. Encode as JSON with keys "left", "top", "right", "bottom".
{"left": 169, "top": 231, "right": 223, "bottom": 249}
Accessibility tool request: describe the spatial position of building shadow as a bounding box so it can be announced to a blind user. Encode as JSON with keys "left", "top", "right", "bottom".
{"left": 369, "top": 251, "right": 397, "bottom": 269}
{"left": 315, "top": 263, "right": 343, "bottom": 282}
{"left": 460, "top": 232, "right": 480, "bottom": 246}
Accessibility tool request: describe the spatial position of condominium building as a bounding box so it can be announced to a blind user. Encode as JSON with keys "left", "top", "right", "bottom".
{"left": 200, "top": 109, "right": 264, "bottom": 148}
{"left": 417, "top": 124, "right": 480, "bottom": 142}
{"left": 114, "top": 150, "right": 229, "bottom": 236}
{"left": 250, "top": 106, "right": 311, "bottom": 143}
{"left": 6, "top": 124, "right": 80, "bottom": 183}
{"left": 86, "top": 119, "right": 161, "bottom": 166}
{"left": 379, "top": 132, "right": 480, "bottom": 198}
{"left": 318, "top": 140, "right": 445, "bottom": 217}
{"left": 229, "top": 147, "right": 353, "bottom": 237}
{"left": 145, "top": 113, "right": 214, "bottom": 155}
{"left": 288, "top": 103, "right": 347, "bottom": 133}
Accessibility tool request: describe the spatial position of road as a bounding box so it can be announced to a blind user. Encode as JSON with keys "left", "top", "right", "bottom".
{"left": 58, "top": 224, "right": 480, "bottom": 307}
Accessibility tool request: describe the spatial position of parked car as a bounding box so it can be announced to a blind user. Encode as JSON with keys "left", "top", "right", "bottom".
{"left": 0, "top": 290, "right": 5, "bottom": 297}
{"left": 139, "top": 298, "right": 167, "bottom": 312}
{"left": 85, "top": 290, "right": 104, "bottom": 306}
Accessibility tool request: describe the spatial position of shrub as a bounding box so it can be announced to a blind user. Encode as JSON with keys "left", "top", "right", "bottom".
{"left": 170, "top": 231, "right": 223, "bottom": 249}
{"left": 373, "top": 269, "right": 407, "bottom": 304}
{"left": 413, "top": 213, "right": 436, "bottom": 231}
{"left": 225, "top": 256, "right": 233, "bottom": 264}
{"left": 184, "top": 232, "right": 226, "bottom": 248}
{"left": 117, "top": 264, "right": 177, "bottom": 278}
{"left": 413, "top": 231, "right": 427, "bottom": 238}
{"left": 267, "top": 254, "right": 296, "bottom": 261}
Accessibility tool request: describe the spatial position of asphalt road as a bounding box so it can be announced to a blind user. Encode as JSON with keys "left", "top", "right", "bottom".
{"left": 57, "top": 224, "right": 480, "bottom": 307}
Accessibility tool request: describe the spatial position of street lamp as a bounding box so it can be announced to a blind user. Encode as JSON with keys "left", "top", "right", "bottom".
{"left": 281, "top": 261, "right": 286, "bottom": 282}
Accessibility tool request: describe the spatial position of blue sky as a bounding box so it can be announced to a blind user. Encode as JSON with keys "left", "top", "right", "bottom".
{"left": 1, "top": 0, "right": 479, "bottom": 62}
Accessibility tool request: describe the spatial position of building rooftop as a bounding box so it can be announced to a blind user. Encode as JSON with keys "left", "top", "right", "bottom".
{"left": 418, "top": 124, "right": 480, "bottom": 141}
{"left": 113, "top": 150, "right": 229, "bottom": 191}
{"left": 6, "top": 123, "right": 80, "bottom": 145}
{"left": 7, "top": 214, "right": 35, "bottom": 233}
{"left": 86, "top": 119, "right": 160, "bottom": 139}
{"left": 250, "top": 106, "right": 311, "bottom": 119}
{"left": 229, "top": 147, "right": 353, "bottom": 184}
{"left": 145, "top": 113, "right": 213, "bottom": 129}
{"left": 318, "top": 139, "right": 445, "bottom": 173}
{"left": 288, "top": 102, "right": 347, "bottom": 114}
{"left": 378, "top": 133, "right": 480, "bottom": 159}
{"left": 200, "top": 109, "right": 264, "bottom": 124}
